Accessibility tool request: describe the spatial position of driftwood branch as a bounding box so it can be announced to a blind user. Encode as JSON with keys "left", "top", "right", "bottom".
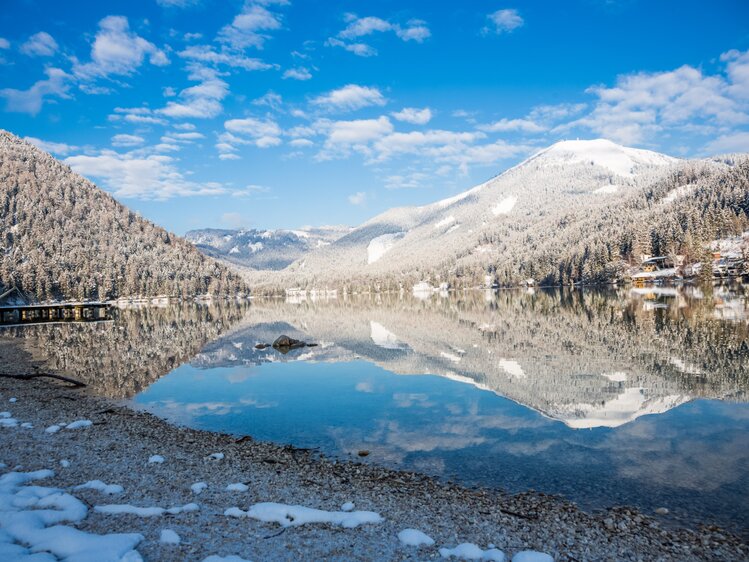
{"left": 0, "top": 372, "right": 87, "bottom": 387}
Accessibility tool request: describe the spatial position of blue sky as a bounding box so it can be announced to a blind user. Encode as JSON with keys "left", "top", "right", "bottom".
{"left": 1, "top": 0, "right": 748, "bottom": 234}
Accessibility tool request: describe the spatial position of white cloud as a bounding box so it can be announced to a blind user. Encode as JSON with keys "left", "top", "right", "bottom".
{"left": 0, "top": 67, "right": 71, "bottom": 115}
{"left": 326, "top": 116, "right": 394, "bottom": 144}
{"left": 252, "top": 91, "right": 282, "bottom": 110}
{"left": 218, "top": 4, "right": 283, "bottom": 50}
{"left": 384, "top": 172, "right": 430, "bottom": 189}
{"left": 0, "top": 38, "right": 9, "bottom": 50}
{"left": 372, "top": 129, "right": 484, "bottom": 162}
{"left": 158, "top": 66, "right": 228, "bottom": 119}
{"left": 20, "top": 32, "right": 58, "bottom": 57}
{"left": 484, "top": 9, "right": 524, "bottom": 35}
{"left": 111, "top": 134, "right": 145, "bottom": 147}
{"left": 178, "top": 44, "right": 273, "bottom": 71}
{"left": 73, "top": 16, "right": 169, "bottom": 80}
{"left": 24, "top": 136, "right": 78, "bottom": 155}
{"left": 157, "top": 0, "right": 201, "bottom": 7}
{"left": 703, "top": 132, "right": 749, "bottom": 154}
{"left": 478, "top": 118, "right": 545, "bottom": 133}
{"left": 312, "top": 84, "right": 386, "bottom": 112}
{"left": 327, "top": 14, "right": 430, "bottom": 56}
{"left": 219, "top": 117, "right": 283, "bottom": 156}
{"left": 65, "top": 148, "right": 229, "bottom": 199}
{"left": 325, "top": 38, "right": 377, "bottom": 57}
{"left": 348, "top": 191, "right": 367, "bottom": 205}
{"left": 283, "top": 67, "right": 312, "bottom": 80}
{"left": 566, "top": 57, "right": 749, "bottom": 144}
{"left": 391, "top": 107, "right": 432, "bottom": 125}
{"left": 289, "top": 138, "right": 314, "bottom": 148}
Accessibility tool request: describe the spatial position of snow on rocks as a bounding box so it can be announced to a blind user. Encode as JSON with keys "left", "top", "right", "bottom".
{"left": 203, "top": 556, "right": 251, "bottom": 562}
{"left": 160, "top": 529, "right": 181, "bottom": 545}
{"left": 44, "top": 424, "right": 61, "bottom": 434}
{"left": 398, "top": 528, "right": 435, "bottom": 547}
{"left": 512, "top": 552, "right": 554, "bottom": 562}
{"left": 191, "top": 482, "right": 208, "bottom": 494}
{"left": 8, "top": 398, "right": 16, "bottom": 403}
{"left": 209, "top": 452, "right": 225, "bottom": 460}
{"left": 20, "top": 422, "right": 33, "bottom": 429}
{"left": 94, "top": 502, "right": 199, "bottom": 517}
{"left": 148, "top": 455, "right": 165, "bottom": 464}
{"left": 0, "top": 469, "right": 143, "bottom": 561}
{"left": 226, "top": 482, "right": 249, "bottom": 492}
{"left": 341, "top": 501, "right": 355, "bottom": 512}
{"left": 225, "top": 502, "right": 383, "bottom": 528}
{"left": 75, "top": 480, "right": 125, "bottom": 495}
{"left": 65, "top": 420, "right": 93, "bottom": 430}
{"left": 60, "top": 459, "right": 71, "bottom": 468}
{"left": 439, "top": 543, "right": 506, "bottom": 561}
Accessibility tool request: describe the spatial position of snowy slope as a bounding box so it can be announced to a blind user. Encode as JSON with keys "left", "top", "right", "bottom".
{"left": 280, "top": 139, "right": 680, "bottom": 282}
{"left": 186, "top": 226, "right": 351, "bottom": 270}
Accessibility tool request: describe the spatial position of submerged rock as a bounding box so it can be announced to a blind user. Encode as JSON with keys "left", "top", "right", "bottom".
{"left": 255, "top": 343, "right": 269, "bottom": 350}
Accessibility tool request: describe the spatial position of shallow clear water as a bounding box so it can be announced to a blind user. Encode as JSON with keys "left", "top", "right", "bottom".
{"left": 7, "top": 285, "right": 749, "bottom": 535}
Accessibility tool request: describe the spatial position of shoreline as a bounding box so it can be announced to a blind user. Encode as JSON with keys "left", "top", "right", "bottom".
{"left": 1, "top": 340, "right": 747, "bottom": 561}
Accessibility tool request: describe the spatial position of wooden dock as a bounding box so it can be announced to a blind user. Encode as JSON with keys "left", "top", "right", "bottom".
{"left": 0, "top": 303, "right": 110, "bottom": 326}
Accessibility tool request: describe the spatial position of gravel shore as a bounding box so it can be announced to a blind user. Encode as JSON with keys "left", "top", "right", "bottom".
{"left": 1, "top": 340, "right": 747, "bottom": 561}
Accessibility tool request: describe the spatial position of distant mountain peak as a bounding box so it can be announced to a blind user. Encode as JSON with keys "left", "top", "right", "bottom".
{"left": 523, "top": 138, "right": 678, "bottom": 177}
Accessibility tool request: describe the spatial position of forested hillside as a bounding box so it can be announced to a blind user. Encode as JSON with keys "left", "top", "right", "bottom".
{"left": 244, "top": 141, "right": 749, "bottom": 293}
{"left": 0, "top": 131, "right": 247, "bottom": 301}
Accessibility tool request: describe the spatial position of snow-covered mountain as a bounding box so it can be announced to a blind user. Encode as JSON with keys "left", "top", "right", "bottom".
{"left": 185, "top": 226, "right": 351, "bottom": 270}
{"left": 276, "top": 139, "right": 681, "bottom": 284}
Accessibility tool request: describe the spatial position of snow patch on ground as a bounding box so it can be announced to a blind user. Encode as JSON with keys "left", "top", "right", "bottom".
{"left": 593, "top": 184, "right": 620, "bottom": 194}
{"left": 492, "top": 196, "right": 517, "bottom": 216}
{"left": 226, "top": 483, "right": 249, "bottom": 492}
{"left": 225, "top": 502, "right": 383, "bottom": 528}
{"left": 341, "top": 502, "right": 354, "bottom": 512}
{"left": 662, "top": 184, "right": 695, "bottom": 204}
{"left": 439, "top": 543, "right": 506, "bottom": 560}
{"left": 209, "top": 452, "right": 224, "bottom": 461}
{"left": 148, "top": 455, "right": 165, "bottom": 464}
{"left": 191, "top": 482, "right": 208, "bottom": 494}
{"left": 601, "top": 372, "right": 627, "bottom": 382}
{"left": 434, "top": 215, "right": 456, "bottom": 229}
{"left": 160, "top": 529, "right": 181, "bottom": 545}
{"left": 45, "top": 425, "right": 61, "bottom": 434}
{"left": 203, "top": 556, "right": 251, "bottom": 562}
{"left": 398, "top": 528, "right": 435, "bottom": 547}
{"left": 0, "top": 469, "right": 143, "bottom": 561}
{"left": 75, "top": 480, "right": 125, "bottom": 495}
{"left": 367, "top": 233, "right": 405, "bottom": 264}
{"left": 66, "top": 420, "right": 93, "bottom": 430}
{"left": 95, "top": 503, "right": 199, "bottom": 517}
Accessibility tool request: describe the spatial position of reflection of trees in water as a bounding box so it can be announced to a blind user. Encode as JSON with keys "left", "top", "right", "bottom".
{"left": 228, "top": 287, "right": 748, "bottom": 425}
{"left": 4, "top": 286, "right": 747, "bottom": 411}
{"left": 5, "top": 302, "right": 250, "bottom": 398}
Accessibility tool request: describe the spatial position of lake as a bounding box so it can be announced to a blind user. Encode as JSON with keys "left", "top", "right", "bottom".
{"left": 5, "top": 285, "right": 749, "bottom": 536}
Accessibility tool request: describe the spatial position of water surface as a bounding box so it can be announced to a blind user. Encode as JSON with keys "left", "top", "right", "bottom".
{"left": 6, "top": 286, "right": 749, "bottom": 535}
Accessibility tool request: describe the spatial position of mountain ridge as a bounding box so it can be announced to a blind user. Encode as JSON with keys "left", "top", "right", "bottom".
{"left": 234, "top": 139, "right": 748, "bottom": 292}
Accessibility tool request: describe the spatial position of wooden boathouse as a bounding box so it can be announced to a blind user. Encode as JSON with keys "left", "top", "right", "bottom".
{"left": 0, "top": 287, "right": 110, "bottom": 326}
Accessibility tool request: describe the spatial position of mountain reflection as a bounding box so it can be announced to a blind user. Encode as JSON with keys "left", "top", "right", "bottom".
{"left": 193, "top": 285, "right": 749, "bottom": 428}
{"left": 5, "top": 286, "right": 748, "bottom": 415}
